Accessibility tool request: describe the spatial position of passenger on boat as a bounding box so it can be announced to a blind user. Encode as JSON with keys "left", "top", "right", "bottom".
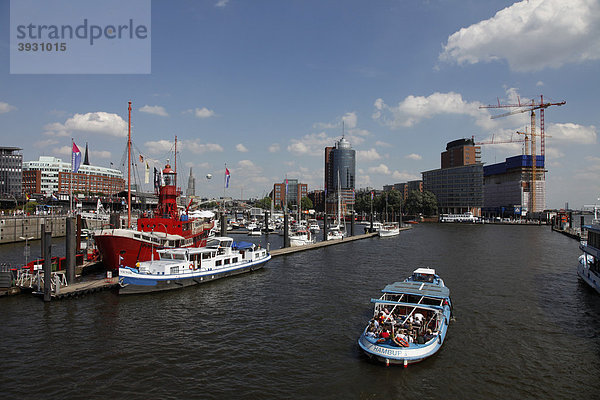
{"left": 414, "top": 312, "right": 424, "bottom": 326}
{"left": 424, "top": 329, "right": 434, "bottom": 342}
{"left": 392, "top": 329, "right": 409, "bottom": 347}
{"left": 377, "top": 328, "right": 390, "bottom": 343}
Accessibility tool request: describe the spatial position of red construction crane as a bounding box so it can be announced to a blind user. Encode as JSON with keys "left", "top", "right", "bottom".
{"left": 479, "top": 95, "right": 565, "bottom": 213}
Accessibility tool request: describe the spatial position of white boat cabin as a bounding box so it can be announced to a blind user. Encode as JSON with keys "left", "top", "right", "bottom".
{"left": 137, "top": 237, "right": 267, "bottom": 275}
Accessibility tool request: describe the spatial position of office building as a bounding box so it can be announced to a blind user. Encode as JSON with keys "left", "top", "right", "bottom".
{"left": 422, "top": 139, "right": 483, "bottom": 215}
{"left": 0, "top": 147, "right": 23, "bottom": 197}
{"left": 324, "top": 137, "right": 356, "bottom": 214}
{"left": 272, "top": 179, "right": 308, "bottom": 209}
{"left": 23, "top": 156, "right": 124, "bottom": 196}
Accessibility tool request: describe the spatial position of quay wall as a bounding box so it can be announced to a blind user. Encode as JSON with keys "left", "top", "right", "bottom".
{"left": 0, "top": 216, "right": 105, "bottom": 244}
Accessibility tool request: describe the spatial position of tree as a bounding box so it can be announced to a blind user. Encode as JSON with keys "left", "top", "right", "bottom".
{"left": 254, "top": 196, "right": 271, "bottom": 210}
{"left": 300, "top": 196, "right": 313, "bottom": 210}
{"left": 405, "top": 190, "right": 423, "bottom": 215}
{"left": 422, "top": 190, "right": 438, "bottom": 216}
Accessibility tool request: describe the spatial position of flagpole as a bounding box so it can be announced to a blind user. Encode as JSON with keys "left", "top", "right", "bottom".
{"left": 223, "top": 163, "right": 226, "bottom": 213}
{"left": 70, "top": 138, "right": 73, "bottom": 215}
{"left": 127, "top": 101, "right": 132, "bottom": 229}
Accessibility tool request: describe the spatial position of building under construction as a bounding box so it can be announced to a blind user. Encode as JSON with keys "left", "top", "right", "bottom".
{"left": 483, "top": 155, "right": 546, "bottom": 217}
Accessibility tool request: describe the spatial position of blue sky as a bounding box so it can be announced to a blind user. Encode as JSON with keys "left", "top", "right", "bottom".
{"left": 1, "top": 0, "right": 599, "bottom": 209}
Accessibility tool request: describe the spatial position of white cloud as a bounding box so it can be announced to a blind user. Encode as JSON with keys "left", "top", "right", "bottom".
{"left": 145, "top": 140, "right": 173, "bottom": 155}
{"left": 548, "top": 123, "right": 597, "bottom": 144}
{"left": 44, "top": 112, "right": 127, "bottom": 138}
{"left": 405, "top": 153, "right": 422, "bottom": 160}
{"left": 238, "top": 159, "right": 256, "bottom": 169}
{"left": 140, "top": 105, "right": 168, "bottom": 117}
{"left": 185, "top": 140, "right": 224, "bottom": 154}
{"left": 215, "top": 0, "right": 229, "bottom": 7}
{"left": 357, "top": 148, "right": 381, "bottom": 162}
{"left": 439, "top": 0, "right": 600, "bottom": 72}
{"left": 392, "top": 171, "right": 421, "bottom": 181}
{"left": 0, "top": 102, "right": 16, "bottom": 113}
{"left": 236, "top": 143, "right": 248, "bottom": 152}
{"left": 375, "top": 140, "right": 391, "bottom": 147}
{"left": 342, "top": 112, "right": 357, "bottom": 129}
{"left": 268, "top": 143, "right": 280, "bottom": 153}
{"left": 186, "top": 107, "right": 216, "bottom": 118}
{"left": 368, "top": 164, "right": 391, "bottom": 175}
{"left": 91, "top": 150, "right": 112, "bottom": 159}
{"left": 51, "top": 146, "right": 72, "bottom": 158}
{"left": 373, "top": 92, "right": 493, "bottom": 129}
{"left": 288, "top": 132, "right": 331, "bottom": 156}
{"left": 544, "top": 147, "right": 565, "bottom": 159}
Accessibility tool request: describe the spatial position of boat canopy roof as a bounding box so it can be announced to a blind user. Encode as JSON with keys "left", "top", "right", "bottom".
{"left": 233, "top": 241, "right": 255, "bottom": 250}
{"left": 413, "top": 267, "right": 436, "bottom": 275}
{"left": 382, "top": 281, "right": 450, "bottom": 299}
{"left": 371, "top": 299, "right": 444, "bottom": 312}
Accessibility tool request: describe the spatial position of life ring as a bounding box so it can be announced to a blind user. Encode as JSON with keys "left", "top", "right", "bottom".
{"left": 398, "top": 338, "right": 409, "bottom": 347}
{"left": 189, "top": 264, "right": 193, "bottom": 270}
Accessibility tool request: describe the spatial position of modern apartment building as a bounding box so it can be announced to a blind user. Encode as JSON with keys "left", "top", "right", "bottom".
{"left": 0, "top": 147, "right": 23, "bottom": 197}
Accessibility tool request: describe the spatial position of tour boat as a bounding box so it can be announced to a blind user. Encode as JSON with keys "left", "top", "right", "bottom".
{"left": 248, "top": 227, "right": 262, "bottom": 236}
{"left": 118, "top": 237, "right": 271, "bottom": 294}
{"left": 94, "top": 163, "right": 214, "bottom": 270}
{"left": 439, "top": 212, "right": 477, "bottom": 223}
{"left": 358, "top": 268, "right": 452, "bottom": 367}
{"left": 289, "top": 229, "right": 315, "bottom": 247}
{"left": 378, "top": 223, "right": 400, "bottom": 237}
{"left": 578, "top": 224, "right": 600, "bottom": 294}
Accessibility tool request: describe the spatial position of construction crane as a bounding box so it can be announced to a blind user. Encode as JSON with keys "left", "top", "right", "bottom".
{"left": 473, "top": 133, "right": 525, "bottom": 146}
{"left": 480, "top": 95, "right": 565, "bottom": 214}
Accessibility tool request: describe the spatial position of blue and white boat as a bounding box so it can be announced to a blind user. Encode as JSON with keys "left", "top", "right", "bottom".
{"left": 578, "top": 224, "right": 600, "bottom": 294}
{"left": 118, "top": 237, "right": 271, "bottom": 295}
{"left": 358, "top": 268, "right": 451, "bottom": 367}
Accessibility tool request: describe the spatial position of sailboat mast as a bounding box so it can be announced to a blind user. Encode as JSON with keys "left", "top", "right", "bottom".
{"left": 337, "top": 170, "right": 341, "bottom": 227}
{"left": 127, "top": 101, "right": 132, "bottom": 228}
{"left": 174, "top": 135, "right": 177, "bottom": 191}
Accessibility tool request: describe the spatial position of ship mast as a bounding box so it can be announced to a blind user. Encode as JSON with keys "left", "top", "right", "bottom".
{"left": 174, "top": 135, "right": 177, "bottom": 191}
{"left": 127, "top": 101, "right": 132, "bottom": 228}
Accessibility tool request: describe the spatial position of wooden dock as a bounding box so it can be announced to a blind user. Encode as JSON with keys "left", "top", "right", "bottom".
{"left": 35, "top": 276, "right": 119, "bottom": 300}
{"left": 270, "top": 228, "right": 411, "bottom": 257}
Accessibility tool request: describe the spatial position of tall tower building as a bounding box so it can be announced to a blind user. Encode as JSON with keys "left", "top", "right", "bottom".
{"left": 186, "top": 167, "right": 196, "bottom": 197}
{"left": 324, "top": 137, "right": 356, "bottom": 214}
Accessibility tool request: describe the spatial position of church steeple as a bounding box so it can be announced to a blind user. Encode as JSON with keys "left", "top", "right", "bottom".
{"left": 83, "top": 142, "right": 90, "bottom": 165}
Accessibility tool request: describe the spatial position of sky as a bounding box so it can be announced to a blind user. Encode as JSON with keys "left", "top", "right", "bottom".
{"left": 1, "top": 0, "right": 599, "bottom": 209}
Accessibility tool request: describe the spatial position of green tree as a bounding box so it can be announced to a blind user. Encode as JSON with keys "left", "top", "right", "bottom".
{"left": 405, "top": 190, "right": 423, "bottom": 215}
{"left": 254, "top": 196, "right": 271, "bottom": 210}
{"left": 422, "top": 190, "right": 438, "bottom": 216}
{"left": 300, "top": 196, "right": 313, "bottom": 210}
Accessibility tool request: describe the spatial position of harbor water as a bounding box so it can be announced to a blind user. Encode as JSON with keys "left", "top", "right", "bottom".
{"left": 1, "top": 224, "right": 599, "bottom": 399}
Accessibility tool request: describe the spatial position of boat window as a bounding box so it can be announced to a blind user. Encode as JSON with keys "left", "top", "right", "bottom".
{"left": 172, "top": 254, "right": 185, "bottom": 260}
{"left": 232, "top": 257, "right": 238, "bottom": 263}
{"left": 215, "top": 260, "right": 222, "bottom": 266}
{"left": 159, "top": 253, "right": 171, "bottom": 260}
{"left": 224, "top": 259, "right": 230, "bottom": 265}
{"left": 202, "top": 253, "right": 211, "bottom": 260}
{"left": 134, "top": 234, "right": 140, "bottom": 239}
{"left": 170, "top": 266, "right": 179, "bottom": 274}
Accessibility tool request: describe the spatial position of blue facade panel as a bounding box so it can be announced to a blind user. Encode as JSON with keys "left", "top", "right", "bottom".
{"left": 484, "top": 155, "right": 545, "bottom": 177}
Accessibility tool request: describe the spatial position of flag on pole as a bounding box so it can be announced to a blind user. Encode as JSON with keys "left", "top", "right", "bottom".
{"left": 71, "top": 142, "right": 81, "bottom": 173}
{"left": 225, "top": 168, "right": 230, "bottom": 188}
{"left": 144, "top": 162, "right": 150, "bottom": 184}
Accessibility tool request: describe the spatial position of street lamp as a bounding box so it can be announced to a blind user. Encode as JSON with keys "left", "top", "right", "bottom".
{"left": 19, "top": 236, "right": 34, "bottom": 267}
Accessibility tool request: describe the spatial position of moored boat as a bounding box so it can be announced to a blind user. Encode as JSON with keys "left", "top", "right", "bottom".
{"left": 326, "top": 225, "right": 345, "bottom": 240}
{"left": 378, "top": 223, "right": 400, "bottom": 237}
{"left": 578, "top": 224, "right": 600, "bottom": 294}
{"left": 358, "top": 268, "right": 451, "bottom": 367}
{"left": 289, "top": 229, "right": 316, "bottom": 247}
{"left": 94, "top": 163, "right": 214, "bottom": 270}
{"left": 118, "top": 237, "right": 270, "bottom": 294}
